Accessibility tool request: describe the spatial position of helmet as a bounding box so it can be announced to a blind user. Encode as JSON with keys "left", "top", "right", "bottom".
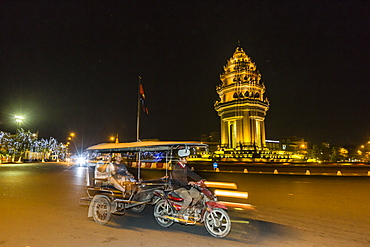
{"left": 178, "top": 148, "right": 190, "bottom": 158}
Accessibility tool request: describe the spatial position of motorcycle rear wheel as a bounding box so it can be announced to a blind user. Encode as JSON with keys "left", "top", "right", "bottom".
{"left": 153, "top": 200, "right": 174, "bottom": 228}
{"left": 92, "top": 197, "right": 112, "bottom": 225}
{"left": 204, "top": 208, "right": 231, "bottom": 238}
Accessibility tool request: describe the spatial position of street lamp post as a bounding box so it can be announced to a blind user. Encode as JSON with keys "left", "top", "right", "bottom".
{"left": 66, "top": 132, "right": 76, "bottom": 163}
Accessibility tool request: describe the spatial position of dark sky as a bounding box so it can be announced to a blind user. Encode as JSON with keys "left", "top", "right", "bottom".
{"left": 0, "top": 0, "right": 369, "bottom": 148}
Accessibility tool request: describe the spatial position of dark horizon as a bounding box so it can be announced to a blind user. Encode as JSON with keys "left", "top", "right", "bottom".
{"left": 1, "top": 1, "right": 369, "bottom": 148}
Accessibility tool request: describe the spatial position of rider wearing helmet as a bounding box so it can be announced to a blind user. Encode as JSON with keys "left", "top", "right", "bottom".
{"left": 171, "top": 148, "right": 203, "bottom": 217}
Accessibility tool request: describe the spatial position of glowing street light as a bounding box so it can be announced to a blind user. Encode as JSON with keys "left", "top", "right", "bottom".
{"left": 110, "top": 134, "right": 119, "bottom": 143}
{"left": 66, "top": 133, "right": 76, "bottom": 161}
{"left": 14, "top": 115, "right": 24, "bottom": 129}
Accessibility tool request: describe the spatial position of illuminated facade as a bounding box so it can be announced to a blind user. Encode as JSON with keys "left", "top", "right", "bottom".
{"left": 214, "top": 47, "right": 269, "bottom": 149}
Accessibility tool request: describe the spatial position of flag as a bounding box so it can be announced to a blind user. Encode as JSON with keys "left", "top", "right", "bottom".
{"left": 139, "top": 83, "right": 149, "bottom": 114}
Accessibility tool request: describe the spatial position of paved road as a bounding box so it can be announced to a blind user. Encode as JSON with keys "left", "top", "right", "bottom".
{"left": 0, "top": 162, "right": 369, "bottom": 246}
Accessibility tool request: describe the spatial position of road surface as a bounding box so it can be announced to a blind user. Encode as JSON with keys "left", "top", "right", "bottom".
{"left": 0, "top": 162, "right": 369, "bottom": 246}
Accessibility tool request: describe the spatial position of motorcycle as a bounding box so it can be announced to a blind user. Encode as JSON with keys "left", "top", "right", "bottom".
{"left": 80, "top": 141, "right": 208, "bottom": 226}
{"left": 153, "top": 180, "right": 231, "bottom": 238}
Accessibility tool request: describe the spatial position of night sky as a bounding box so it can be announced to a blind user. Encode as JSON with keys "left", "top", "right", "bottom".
{"left": 0, "top": 1, "right": 369, "bottom": 149}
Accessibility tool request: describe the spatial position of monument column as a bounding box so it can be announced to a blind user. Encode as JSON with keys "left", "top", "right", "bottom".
{"left": 214, "top": 47, "right": 270, "bottom": 149}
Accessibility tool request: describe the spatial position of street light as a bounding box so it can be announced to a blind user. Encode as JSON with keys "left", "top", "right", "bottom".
{"left": 66, "top": 133, "right": 76, "bottom": 162}
{"left": 110, "top": 134, "right": 119, "bottom": 143}
{"left": 15, "top": 115, "right": 24, "bottom": 130}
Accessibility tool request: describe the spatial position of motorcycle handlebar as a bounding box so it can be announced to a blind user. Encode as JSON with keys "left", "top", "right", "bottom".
{"left": 193, "top": 180, "right": 206, "bottom": 188}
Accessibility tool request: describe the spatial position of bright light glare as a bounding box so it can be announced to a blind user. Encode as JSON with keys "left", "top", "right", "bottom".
{"left": 15, "top": 116, "right": 24, "bottom": 122}
{"left": 214, "top": 189, "right": 248, "bottom": 199}
{"left": 77, "top": 157, "right": 86, "bottom": 165}
{"left": 219, "top": 201, "right": 255, "bottom": 210}
{"left": 204, "top": 181, "right": 237, "bottom": 190}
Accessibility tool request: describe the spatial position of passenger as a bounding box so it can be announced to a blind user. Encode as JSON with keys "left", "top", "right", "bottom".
{"left": 96, "top": 155, "right": 136, "bottom": 197}
{"left": 111, "top": 155, "right": 136, "bottom": 182}
{"left": 171, "top": 148, "right": 203, "bottom": 218}
{"left": 95, "top": 157, "right": 111, "bottom": 179}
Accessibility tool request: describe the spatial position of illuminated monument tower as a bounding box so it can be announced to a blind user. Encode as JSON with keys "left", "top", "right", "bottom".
{"left": 214, "top": 47, "right": 269, "bottom": 149}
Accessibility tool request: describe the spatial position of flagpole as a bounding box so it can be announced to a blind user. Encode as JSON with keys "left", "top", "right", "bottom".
{"left": 136, "top": 76, "right": 141, "bottom": 141}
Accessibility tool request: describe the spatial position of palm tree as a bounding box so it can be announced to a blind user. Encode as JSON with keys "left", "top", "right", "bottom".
{"left": 37, "top": 137, "right": 59, "bottom": 162}
{"left": 48, "top": 137, "right": 58, "bottom": 161}
{"left": 13, "top": 129, "right": 36, "bottom": 162}
{"left": 0, "top": 131, "right": 11, "bottom": 163}
{"left": 39, "top": 138, "right": 49, "bottom": 162}
{"left": 54, "top": 142, "right": 67, "bottom": 162}
{"left": 0, "top": 130, "right": 64, "bottom": 163}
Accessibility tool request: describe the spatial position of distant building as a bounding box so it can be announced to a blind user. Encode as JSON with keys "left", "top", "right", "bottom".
{"left": 280, "top": 136, "right": 308, "bottom": 153}
{"left": 265, "top": 139, "right": 280, "bottom": 150}
{"left": 280, "top": 136, "right": 308, "bottom": 160}
{"left": 214, "top": 47, "right": 269, "bottom": 149}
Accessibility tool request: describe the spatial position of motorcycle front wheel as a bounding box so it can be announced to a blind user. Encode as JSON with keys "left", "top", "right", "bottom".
{"left": 153, "top": 200, "right": 174, "bottom": 228}
{"left": 204, "top": 208, "right": 231, "bottom": 238}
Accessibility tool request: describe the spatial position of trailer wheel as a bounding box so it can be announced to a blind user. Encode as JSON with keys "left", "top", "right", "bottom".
{"left": 92, "top": 196, "right": 112, "bottom": 225}
{"left": 131, "top": 203, "right": 146, "bottom": 213}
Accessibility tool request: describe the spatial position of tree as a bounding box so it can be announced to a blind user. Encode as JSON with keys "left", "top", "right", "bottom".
{"left": 47, "top": 137, "right": 58, "bottom": 161}
{"left": 339, "top": 147, "right": 349, "bottom": 161}
{"left": 330, "top": 146, "right": 340, "bottom": 162}
{"left": 0, "top": 129, "right": 65, "bottom": 163}
{"left": 311, "top": 145, "right": 321, "bottom": 161}
{"left": 54, "top": 142, "right": 67, "bottom": 162}
{"left": 12, "top": 129, "right": 36, "bottom": 162}
{"left": 37, "top": 137, "right": 59, "bottom": 162}
{"left": 39, "top": 138, "right": 49, "bottom": 162}
{"left": 321, "top": 142, "right": 331, "bottom": 161}
{"left": 0, "top": 131, "right": 12, "bottom": 163}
